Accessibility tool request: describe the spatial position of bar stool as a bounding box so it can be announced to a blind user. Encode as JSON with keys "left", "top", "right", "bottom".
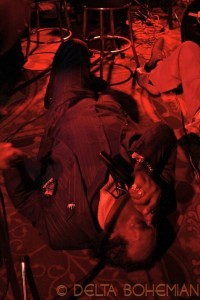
{"left": 25, "top": 0, "right": 72, "bottom": 60}
{"left": 82, "top": 0, "right": 139, "bottom": 79}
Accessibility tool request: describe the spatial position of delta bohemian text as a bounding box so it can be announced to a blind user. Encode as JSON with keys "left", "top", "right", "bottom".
{"left": 56, "top": 283, "right": 200, "bottom": 297}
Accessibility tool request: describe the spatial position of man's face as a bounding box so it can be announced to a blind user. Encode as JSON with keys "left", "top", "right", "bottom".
{"left": 111, "top": 200, "right": 157, "bottom": 262}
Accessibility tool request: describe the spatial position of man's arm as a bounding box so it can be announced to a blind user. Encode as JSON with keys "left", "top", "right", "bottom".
{"left": 130, "top": 122, "right": 177, "bottom": 185}
{"left": 2, "top": 140, "right": 99, "bottom": 250}
{"left": 129, "top": 123, "right": 177, "bottom": 221}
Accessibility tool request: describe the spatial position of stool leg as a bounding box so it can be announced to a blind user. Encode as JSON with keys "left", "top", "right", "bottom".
{"left": 25, "top": 26, "right": 31, "bottom": 61}
{"left": 127, "top": 5, "right": 140, "bottom": 68}
{"left": 25, "top": 8, "right": 32, "bottom": 61}
{"left": 110, "top": 10, "right": 118, "bottom": 51}
{"left": 63, "top": 0, "right": 71, "bottom": 30}
{"left": 110, "top": 10, "right": 115, "bottom": 36}
{"left": 83, "top": 6, "right": 87, "bottom": 40}
{"left": 56, "top": 1, "right": 64, "bottom": 42}
{"left": 100, "top": 9, "right": 104, "bottom": 79}
{"left": 36, "top": 2, "right": 40, "bottom": 46}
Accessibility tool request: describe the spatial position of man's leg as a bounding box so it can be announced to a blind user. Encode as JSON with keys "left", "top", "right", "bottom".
{"left": 149, "top": 41, "right": 200, "bottom": 122}
{"left": 136, "top": 41, "right": 200, "bottom": 122}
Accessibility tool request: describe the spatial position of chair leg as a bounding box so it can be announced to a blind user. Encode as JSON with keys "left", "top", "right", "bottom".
{"left": 110, "top": 10, "right": 115, "bottom": 36}
{"left": 110, "top": 10, "right": 118, "bottom": 51}
{"left": 56, "top": 1, "right": 64, "bottom": 42}
{"left": 25, "top": 7, "right": 32, "bottom": 61}
{"left": 36, "top": 2, "right": 40, "bottom": 46}
{"left": 25, "top": 27, "right": 31, "bottom": 61}
{"left": 63, "top": 0, "right": 71, "bottom": 30}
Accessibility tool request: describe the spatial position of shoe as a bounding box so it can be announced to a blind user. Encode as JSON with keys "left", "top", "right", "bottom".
{"left": 136, "top": 67, "right": 160, "bottom": 96}
{"left": 144, "top": 38, "right": 165, "bottom": 72}
{"left": 185, "top": 109, "right": 200, "bottom": 137}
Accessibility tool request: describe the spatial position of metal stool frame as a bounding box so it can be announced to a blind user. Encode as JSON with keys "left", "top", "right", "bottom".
{"left": 82, "top": 2, "right": 139, "bottom": 79}
{"left": 26, "top": 0, "right": 72, "bottom": 60}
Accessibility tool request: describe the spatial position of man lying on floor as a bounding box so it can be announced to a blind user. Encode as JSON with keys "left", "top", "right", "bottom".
{"left": 136, "top": 0, "right": 200, "bottom": 136}
{"left": 2, "top": 39, "right": 177, "bottom": 270}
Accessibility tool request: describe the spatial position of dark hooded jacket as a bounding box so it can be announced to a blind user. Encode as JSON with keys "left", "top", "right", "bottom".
{"left": 3, "top": 39, "right": 176, "bottom": 250}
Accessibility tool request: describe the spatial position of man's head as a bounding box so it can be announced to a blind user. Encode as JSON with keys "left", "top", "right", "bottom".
{"left": 93, "top": 193, "right": 157, "bottom": 270}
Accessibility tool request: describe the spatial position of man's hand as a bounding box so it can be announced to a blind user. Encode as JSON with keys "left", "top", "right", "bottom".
{"left": 129, "top": 170, "right": 161, "bottom": 225}
{"left": 0, "top": 142, "right": 26, "bottom": 170}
